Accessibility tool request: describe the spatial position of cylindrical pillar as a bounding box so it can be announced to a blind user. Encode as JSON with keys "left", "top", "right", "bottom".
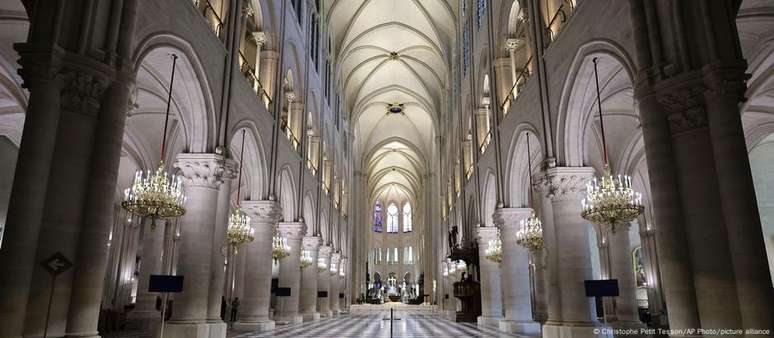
{"left": 127, "top": 219, "right": 165, "bottom": 324}
{"left": 494, "top": 208, "right": 541, "bottom": 334}
{"left": 205, "top": 160, "right": 236, "bottom": 329}
{"left": 300, "top": 236, "right": 322, "bottom": 321}
{"left": 275, "top": 221, "right": 304, "bottom": 323}
{"left": 0, "top": 54, "right": 64, "bottom": 338}
{"left": 475, "top": 226, "right": 504, "bottom": 327}
{"left": 317, "top": 246, "right": 332, "bottom": 317}
{"left": 536, "top": 168, "right": 606, "bottom": 338}
{"left": 329, "top": 252, "right": 341, "bottom": 315}
{"left": 607, "top": 224, "right": 642, "bottom": 326}
{"left": 163, "top": 154, "right": 224, "bottom": 338}
{"left": 233, "top": 200, "right": 279, "bottom": 332}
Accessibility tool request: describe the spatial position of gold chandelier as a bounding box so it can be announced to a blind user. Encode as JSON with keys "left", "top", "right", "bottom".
{"left": 272, "top": 228, "right": 291, "bottom": 262}
{"left": 580, "top": 58, "right": 644, "bottom": 231}
{"left": 515, "top": 132, "right": 544, "bottom": 253}
{"left": 516, "top": 210, "right": 544, "bottom": 253}
{"left": 317, "top": 255, "right": 328, "bottom": 272}
{"left": 226, "top": 130, "right": 254, "bottom": 248}
{"left": 484, "top": 233, "right": 503, "bottom": 263}
{"left": 300, "top": 250, "right": 313, "bottom": 268}
{"left": 122, "top": 54, "right": 186, "bottom": 229}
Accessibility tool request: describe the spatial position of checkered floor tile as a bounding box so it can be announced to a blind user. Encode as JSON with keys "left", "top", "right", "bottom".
{"left": 228, "top": 310, "right": 535, "bottom": 337}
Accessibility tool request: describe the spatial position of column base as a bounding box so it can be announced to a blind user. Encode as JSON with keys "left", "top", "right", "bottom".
{"left": 499, "top": 319, "right": 542, "bottom": 334}
{"left": 206, "top": 321, "right": 226, "bottom": 338}
{"left": 477, "top": 315, "right": 503, "bottom": 327}
{"left": 63, "top": 332, "right": 100, "bottom": 338}
{"left": 159, "top": 321, "right": 210, "bottom": 338}
{"left": 232, "top": 319, "right": 275, "bottom": 332}
{"left": 302, "top": 312, "right": 321, "bottom": 322}
{"left": 443, "top": 310, "right": 457, "bottom": 321}
{"left": 320, "top": 310, "right": 333, "bottom": 318}
{"left": 275, "top": 314, "right": 303, "bottom": 324}
{"left": 543, "top": 322, "right": 612, "bottom": 338}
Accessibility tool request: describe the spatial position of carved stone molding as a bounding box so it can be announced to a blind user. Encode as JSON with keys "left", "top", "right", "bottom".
{"left": 703, "top": 64, "right": 748, "bottom": 103}
{"left": 533, "top": 167, "right": 594, "bottom": 201}
{"left": 318, "top": 245, "right": 332, "bottom": 259}
{"left": 302, "top": 236, "right": 323, "bottom": 251}
{"left": 505, "top": 37, "right": 525, "bottom": 52}
{"left": 241, "top": 200, "right": 280, "bottom": 224}
{"left": 476, "top": 226, "right": 500, "bottom": 243}
{"left": 277, "top": 221, "right": 305, "bottom": 240}
{"left": 60, "top": 69, "right": 111, "bottom": 117}
{"left": 221, "top": 158, "right": 239, "bottom": 181}
{"left": 492, "top": 208, "right": 533, "bottom": 243}
{"left": 656, "top": 84, "right": 708, "bottom": 135}
{"left": 174, "top": 153, "right": 226, "bottom": 188}
{"left": 330, "top": 252, "right": 342, "bottom": 265}
{"left": 252, "top": 31, "right": 268, "bottom": 47}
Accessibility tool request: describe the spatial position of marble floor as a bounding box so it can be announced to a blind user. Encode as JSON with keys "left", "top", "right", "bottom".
{"left": 228, "top": 310, "right": 535, "bottom": 338}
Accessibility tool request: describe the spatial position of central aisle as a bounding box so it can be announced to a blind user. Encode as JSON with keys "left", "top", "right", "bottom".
{"left": 228, "top": 310, "right": 536, "bottom": 338}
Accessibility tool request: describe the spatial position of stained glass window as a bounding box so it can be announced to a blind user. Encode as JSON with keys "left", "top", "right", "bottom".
{"left": 476, "top": 0, "right": 487, "bottom": 29}
{"left": 373, "top": 201, "right": 383, "bottom": 232}
{"left": 403, "top": 203, "right": 412, "bottom": 232}
{"left": 386, "top": 203, "right": 399, "bottom": 233}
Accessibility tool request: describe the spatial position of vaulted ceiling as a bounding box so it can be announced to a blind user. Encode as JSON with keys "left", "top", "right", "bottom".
{"left": 326, "top": 0, "right": 457, "bottom": 205}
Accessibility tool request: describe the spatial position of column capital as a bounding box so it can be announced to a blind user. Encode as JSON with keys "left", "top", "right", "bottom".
{"left": 302, "top": 236, "right": 323, "bottom": 251}
{"left": 331, "top": 252, "right": 342, "bottom": 264}
{"left": 252, "top": 31, "right": 268, "bottom": 47}
{"left": 533, "top": 166, "right": 594, "bottom": 201}
{"left": 221, "top": 158, "right": 239, "bottom": 181}
{"left": 241, "top": 200, "right": 281, "bottom": 223}
{"left": 505, "top": 37, "right": 524, "bottom": 52}
{"left": 655, "top": 79, "right": 708, "bottom": 135}
{"left": 59, "top": 68, "right": 112, "bottom": 117}
{"left": 492, "top": 207, "right": 532, "bottom": 231}
{"left": 278, "top": 221, "right": 305, "bottom": 240}
{"left": 476, "top": 226, "right": 500, "bottom": 242}
{"left": 174, "top": 153, "right": 226, "bottom": 188}
{"left": 318, "top": 245, "right": 332, "bottom": 258}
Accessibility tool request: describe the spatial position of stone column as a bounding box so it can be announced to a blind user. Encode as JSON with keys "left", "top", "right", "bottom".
{"left": 476, "top": 226, "right": 504, "bottom": 327}
{"left": 251, "top": 31, "right": 267, "bottom": 92}
{"left": 505, "top": 38, "right": 520, "bottom": 95}
{"left": 494, "top": 208, "right": 541, "bottom": 334}
{"left": 536, "top": 167, "right": 607, "bottom": 338}
{"left": 329, "top": 252, "right": 341, "bottom": 314}
{"left": 275, "top": 221, "right": 304, "bottom": 324}
{"left": 233, "top": 200, "right": 279, "bottom": 332}
{"left": 60, "top": 78, "right": 134, "bottom": 338}
{"left": 206, "top": 159, "right": 237, "bottom": 332}
{"left": 258, "top": 50, "right": 278, "bottom": 108}
{"left": 127, "top": 219, "right": 165, "bottom": 324}
{"left": 317, "top": 246, "right": 332, "bottom": 317}
{"left": 704, "top": 69, "right": 774, "bottom": 330}
{"left": 606, "top": 224, "right": 642, "bottom": 327}
{"left": 300, "top": 236, "right": 322, "bottom": 321}
{"left": 163, "top": 154, "right": 224, "bottom": 338}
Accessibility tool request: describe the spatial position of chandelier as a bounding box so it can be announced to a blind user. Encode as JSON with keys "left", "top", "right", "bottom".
{"left": 484, "top": 233, "right": 503, "bottom": 263}
{"left": 317, "top": 256, "right": 328, "bottom": 272}
{"left": 272, "top": 228, "right": 291, "bottom": 262}
{"left": 226, "top": 130, "right": 254, "bottom": 249}
{"left": 516, "top": 210, "right": 544, "bottom": 253}
{"left": 300, "top": 250, "right": 313, "bottom": 268}
{"left": 580, "top": 57, "right": 644, "bottom": 231}
{"left": 122, "top": 54, "right": 186, "bottom": 230}
{"left": 515, "top": 132, "right": 544, "bottom": 253}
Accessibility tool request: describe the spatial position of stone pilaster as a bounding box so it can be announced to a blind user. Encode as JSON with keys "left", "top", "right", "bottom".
{"left": 300, "top": 236, "right": 322, "bottom": 321}
{"left": 233, "top": 200, "right": 280, "bottom": 332}
{"left": 163, "top": 154, "right": 225, "bottom": 338}
{"left": 275, "top": 221, "right": 305, "bottom": 324}
{"left": 476, "top": 226, "right": 504, "bottom": 327}
{"left": 493, "top": 208, "right": 541, "bottom": 334}
{"left": 535, "top": 167, "right": 608, "bottom": 338}
{"left": 317, "top": 246, "right": 332, "bottom": 317}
